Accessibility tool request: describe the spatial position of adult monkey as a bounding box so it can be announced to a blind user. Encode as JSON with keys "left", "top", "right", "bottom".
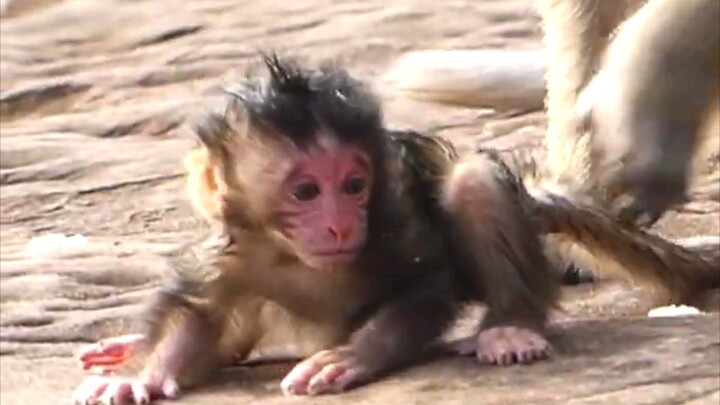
{"left": 386, "top": 0, "right": 719, "bottom": 225}
{"left": 538, "top": 0, "right": 720, "bottom": 225}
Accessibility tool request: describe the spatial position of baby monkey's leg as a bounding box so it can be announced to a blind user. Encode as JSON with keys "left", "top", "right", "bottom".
{"left": 442, "top": 153, "right": 559, "bottom": 365}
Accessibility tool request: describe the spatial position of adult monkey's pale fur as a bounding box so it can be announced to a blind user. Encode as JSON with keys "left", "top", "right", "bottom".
{"left": 536, "top": 0, "right": 646, "bottom": 194}
{"left": 384, "top": 0, "right": 719, "bottom": 225}
{"left": 576, "top": 0, "right": 720, "bottom": 225}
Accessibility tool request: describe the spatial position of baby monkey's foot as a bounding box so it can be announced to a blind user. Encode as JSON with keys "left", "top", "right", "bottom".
{"left": 72, "top": 375, "right": 179, "bottom": 405}
{"left": 77, "top": 334, "right": 146, "bottom": 374}
{"left": 448, "top": 326, "right": 551, "bottom": 366}
{"left": 281, "top": 348, "right": 372, "bottom": 396}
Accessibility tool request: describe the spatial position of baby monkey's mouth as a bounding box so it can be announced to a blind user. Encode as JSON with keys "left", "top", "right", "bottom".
{"left": 311, "top": 246, "right": 362, "bottom": 265}
{"left": 314, "top": 247, "right": 359, "bottom": 257}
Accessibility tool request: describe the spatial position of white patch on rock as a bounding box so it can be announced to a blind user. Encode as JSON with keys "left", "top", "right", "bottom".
{"left": 647, "top": 305, "right": 703, "bottom": 318}
{"left": 23, "top": 233, "right": 90, "bottom": 259}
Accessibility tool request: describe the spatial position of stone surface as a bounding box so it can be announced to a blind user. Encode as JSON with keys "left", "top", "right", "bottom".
{"left": 1, "top": 0, "right": 719, "bottom": 404}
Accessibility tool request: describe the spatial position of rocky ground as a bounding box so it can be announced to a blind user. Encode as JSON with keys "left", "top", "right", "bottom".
{"left": 1, "top": 0, "right": 719, "bottom": 404}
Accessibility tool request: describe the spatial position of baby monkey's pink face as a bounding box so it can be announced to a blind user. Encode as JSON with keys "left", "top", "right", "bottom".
{"left": 275, "top": 138, "right": 373, "bottom": 269}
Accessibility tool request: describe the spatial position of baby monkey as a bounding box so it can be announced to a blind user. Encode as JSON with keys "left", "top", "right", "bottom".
{"left": 72, "top": 55, "right": 558, "bottom": 405}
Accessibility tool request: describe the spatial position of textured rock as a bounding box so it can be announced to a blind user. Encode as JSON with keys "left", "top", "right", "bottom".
{"left": 1, "top": 0, "right": 718, "bottom": 404}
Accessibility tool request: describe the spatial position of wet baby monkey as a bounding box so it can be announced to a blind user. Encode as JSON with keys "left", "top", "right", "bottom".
{"left": 72, "top": 54, "right": 557, "bottom": 404}
{"left": 75, "top": 55, "right": 720, "bottom": 405}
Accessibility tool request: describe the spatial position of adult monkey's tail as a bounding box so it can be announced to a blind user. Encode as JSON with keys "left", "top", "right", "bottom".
{"left": 379, "top": 49, "right": 547, "bottom": 112}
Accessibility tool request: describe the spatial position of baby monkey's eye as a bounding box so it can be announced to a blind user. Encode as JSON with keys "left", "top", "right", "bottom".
{"left": 342, "top": 177, "right": 367, "bottom": 195}
{"left": 292, "top": 182, "right": 321, "bottom": 201}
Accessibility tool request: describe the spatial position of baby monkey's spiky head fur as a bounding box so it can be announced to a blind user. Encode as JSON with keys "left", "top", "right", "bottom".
{"left": 198, "top": 53, "right": 386, "bottom": 152}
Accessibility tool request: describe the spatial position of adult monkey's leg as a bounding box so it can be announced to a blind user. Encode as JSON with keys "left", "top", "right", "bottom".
{"left": 537, "top": 0, "right": 645, "bottom": 192}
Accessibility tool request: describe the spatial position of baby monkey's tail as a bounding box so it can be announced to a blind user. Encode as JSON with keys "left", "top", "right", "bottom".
{"left": 479, "top": 148, "right": 720, "bottom": 305}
